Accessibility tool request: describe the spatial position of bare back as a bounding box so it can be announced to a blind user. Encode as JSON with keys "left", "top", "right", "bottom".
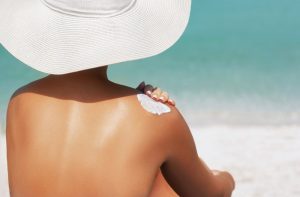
{"left": 6, "top": 74, "right": 234, "bottom": 197}
{"left": 6, "top": 76, "right": 177, "bottom": 197}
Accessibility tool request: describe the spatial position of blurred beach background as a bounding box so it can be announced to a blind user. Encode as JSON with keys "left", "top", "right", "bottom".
{"left": 1, "top": 0, "right": 300, "bottom": 196}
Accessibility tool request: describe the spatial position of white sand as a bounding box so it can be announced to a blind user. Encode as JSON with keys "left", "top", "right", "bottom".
{"left": 1, "top": 126, "right": 300, "bottom": 197}
{"left": 192, "top": 126, "right": 300, "bottom": 197}
{"left": 0, "top": 134, "right": 9, "bottom": 197}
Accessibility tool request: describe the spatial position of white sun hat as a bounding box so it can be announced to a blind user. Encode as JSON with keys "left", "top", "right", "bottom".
{"left": 0, "top": 0, "right": 191, "bottom": 74}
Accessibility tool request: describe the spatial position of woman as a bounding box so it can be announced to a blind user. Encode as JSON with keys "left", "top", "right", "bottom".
{"left": 1, "top": 0, "right": 235, "bottom": 196}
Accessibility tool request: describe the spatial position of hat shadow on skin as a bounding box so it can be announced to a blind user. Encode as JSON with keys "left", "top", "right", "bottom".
{"left": 10, "top": 66, "right": 141, "bottom": 104}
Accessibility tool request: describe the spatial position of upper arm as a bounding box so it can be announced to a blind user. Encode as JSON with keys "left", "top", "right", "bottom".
{"left": 160, "top": 107, "right": 223, "bottom": 197}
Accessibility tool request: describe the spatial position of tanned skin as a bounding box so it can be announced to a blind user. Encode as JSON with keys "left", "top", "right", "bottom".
{"left": 6, "top": 66, "right": 234, "bottom": 197}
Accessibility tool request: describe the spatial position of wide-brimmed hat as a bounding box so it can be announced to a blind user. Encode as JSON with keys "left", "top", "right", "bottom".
{"left": 0, "top": 0, "right": 191, "bottom": 74}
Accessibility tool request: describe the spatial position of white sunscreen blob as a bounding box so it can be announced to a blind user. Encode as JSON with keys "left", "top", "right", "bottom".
{"left": 137, "top": 94, "right": 171, "bottom": 115}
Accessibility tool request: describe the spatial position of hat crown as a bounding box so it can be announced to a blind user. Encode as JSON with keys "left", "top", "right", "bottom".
{"left": 42, "top": 0, "right": 136, "bottom": 17}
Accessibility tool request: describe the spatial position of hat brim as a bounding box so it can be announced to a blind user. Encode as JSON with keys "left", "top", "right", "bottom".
{"left": 0, "top": 0, "right": 191, "bottom": 74}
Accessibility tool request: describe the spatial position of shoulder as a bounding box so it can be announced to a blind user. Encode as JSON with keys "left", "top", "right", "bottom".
{"left": 157, "top": 106, "right": 193, "bottom": 146}
{"left": 7, "top": 78, "right": 45, "bottom": 118}
{"left": 117, "top": 83, "right": 191, "bottom": 139}
{"left": 148, "top": 104, "right": 196, "bottom": 160}
{"left": 114, "top": 83, "right": 192, "bottom": 147}
{"left": 9, "top": 83, "right": 36, "bottom": 102}
{"left": 126, "top": 90, "right": 194, "bottom": 157}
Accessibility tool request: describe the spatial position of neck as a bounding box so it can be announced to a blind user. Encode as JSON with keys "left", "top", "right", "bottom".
{"left": 45, "top": 66, "right": 112, "bottom": 92}
{"left": 49, "top": 66, "right": 109, "bottom": 83}
{"left": 65, "top": 66, "right": 108, "bottom": 80}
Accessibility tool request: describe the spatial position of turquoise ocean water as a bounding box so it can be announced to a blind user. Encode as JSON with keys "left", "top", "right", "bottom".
{"left": 1, "top": 0, "right": 300, "bottom": 129}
